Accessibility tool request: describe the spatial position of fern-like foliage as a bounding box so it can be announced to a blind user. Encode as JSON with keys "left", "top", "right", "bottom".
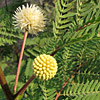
{"left": 0, "top": 0, "right": 24, "bottom": 46}
{"left": 63, "top": 80, "right": 100, "bottom": 100}
{"left": 0, "top": 27, "right": 22, "bottom": 46}
{"left": 1, "top": 0, "right": 100, "bottom": 100}
{"left": 52, "top": 0, "right": 100, "bottom": 100}
{"left": 53, "top": 0, "right": 76, "bottom": 36}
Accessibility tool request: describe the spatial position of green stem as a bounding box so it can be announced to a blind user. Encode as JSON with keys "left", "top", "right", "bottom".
{"left": 0, "top": 67, "right": 14, "bottom": 100}
{"left": 14, "top": 29, "right": 28, "bottom": 93}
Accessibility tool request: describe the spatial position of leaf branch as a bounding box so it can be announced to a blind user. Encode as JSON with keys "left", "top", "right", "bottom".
{"left": 55, "top": 59, "right": 88, "bottom": 100}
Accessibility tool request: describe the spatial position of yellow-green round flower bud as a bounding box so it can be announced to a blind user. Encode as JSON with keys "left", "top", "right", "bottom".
{"left": 33, "top": 54, "right": 58, "bottom": 80}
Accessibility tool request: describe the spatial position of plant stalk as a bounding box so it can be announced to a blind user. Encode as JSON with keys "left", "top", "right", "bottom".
{"left": 14, "top": 29, "right": 28, "bottom": 93}
{"left": 14, "top": 74, "right": 35, "bottom": 98}
{"left": 0, "top": 67, "right": 14, "bottom": 100}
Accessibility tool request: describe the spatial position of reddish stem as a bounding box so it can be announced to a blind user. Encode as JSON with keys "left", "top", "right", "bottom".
{"left": 55, "top": 77, "right": 72, "bottom": 100}
{"left": 14, "top": 74, "right": 35, "bottom": 98}
{"left": 55, "top": 59, "right": 88, "bottom": 100}
{"left": 14, "top": 29, "right": 28, "bottom": 93}
{"left": 0, "top": 67, "right": 14, "bottom": 100}
{"left": 50, "top": 46, "right": 60, "bottom": 56}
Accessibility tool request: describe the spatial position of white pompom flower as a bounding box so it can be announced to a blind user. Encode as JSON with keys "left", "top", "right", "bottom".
{"left": 12, "top": 4, "right": 45, "bottom": 33}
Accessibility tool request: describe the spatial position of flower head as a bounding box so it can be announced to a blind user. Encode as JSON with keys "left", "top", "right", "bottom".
{"left": 13, "top": 4, "right": 45, "bottom": 33}
{"left": 33, "top": 54, "right": 58, "bottom": 80}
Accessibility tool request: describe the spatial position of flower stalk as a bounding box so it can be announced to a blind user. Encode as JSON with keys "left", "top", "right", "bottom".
{"left": 15, "top": 74, "right": 35, "bottom": 98}
{"left": 14, "top": 29, "right": 28, "bottom": 93}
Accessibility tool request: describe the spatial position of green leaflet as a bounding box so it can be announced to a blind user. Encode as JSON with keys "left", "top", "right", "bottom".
{"left": 63, "top": 80, "right": 100, "bottom": 99}
{"left": 53, "top": 0, "right": 75, "bottom": 35}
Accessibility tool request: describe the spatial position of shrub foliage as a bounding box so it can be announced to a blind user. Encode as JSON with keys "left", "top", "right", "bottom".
{"left": 0, "top": 0, "right": 100, "bottom": 100}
